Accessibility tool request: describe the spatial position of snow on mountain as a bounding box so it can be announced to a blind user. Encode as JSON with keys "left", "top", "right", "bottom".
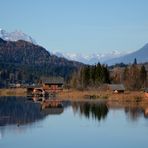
{"left": 0, "top": 28, "right": 131, "bottom": 65}
{"left": 104, "top": 43, "right": 148, "bottom": 65}
{"left": 0, "top": 28, "right": 36, "bottom": 44}
{"left": 52, "top": 50, "right": 126, "bottom": 65}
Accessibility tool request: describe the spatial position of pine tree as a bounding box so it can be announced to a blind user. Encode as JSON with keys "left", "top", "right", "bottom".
{"left": 133, "top": 58, "right": 137, "bottom": 65}
{"left": 91, "top": 65, "right": 96, "bottom": 85}
{"left": 95, "top": 63, "right": 103, "bottom": 85}
{"left": 102, "top": 65, "right": 110, "bottom": 83}
{"left": 83, "top": 66, "right": 91, "bottom": 88}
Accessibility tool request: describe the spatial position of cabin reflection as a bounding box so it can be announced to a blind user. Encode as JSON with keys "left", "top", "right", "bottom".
{"left": 0, "top": 97, "right": 65, "bottom": 126}
{"left": 72, "top": 101, "right": 109, "bottom": 121}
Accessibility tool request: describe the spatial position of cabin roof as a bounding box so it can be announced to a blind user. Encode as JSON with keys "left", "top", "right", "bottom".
{"left": 41, "top": 77, "right": 64, "bottom": 84}
{"left": 109, "top": 84, "right": 125, "bottom": 91}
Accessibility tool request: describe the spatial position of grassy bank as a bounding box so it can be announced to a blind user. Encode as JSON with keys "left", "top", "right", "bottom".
{"left": 0, "top": 88, "right": 147, "bottom": 104}
{"left": 58, "top": 89, "right": 147, "bottom": 101}
{"left": 0, "top": 88, "right": 26, "bottom": 96}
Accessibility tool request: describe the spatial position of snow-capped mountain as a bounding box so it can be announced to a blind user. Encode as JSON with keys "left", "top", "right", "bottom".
{"left": 0, "top": 28, "right": 36, "bottom": 44}
{"left": 52, "top": 50, "right": 126, "bottom": 65}
{"left": 104, "top": 43, "right": 148, "bottom": 65}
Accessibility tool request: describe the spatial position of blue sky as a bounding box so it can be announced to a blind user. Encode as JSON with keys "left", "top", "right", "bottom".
{"left": 0, "top": 0, "right": 148, "bottom": 54}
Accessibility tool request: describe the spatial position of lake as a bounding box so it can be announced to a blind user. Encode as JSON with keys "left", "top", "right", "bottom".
{"left": 0, "top": 97, "right": 148, "bottom": 148}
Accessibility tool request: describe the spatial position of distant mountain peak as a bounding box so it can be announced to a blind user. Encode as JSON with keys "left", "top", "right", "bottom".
{"left": 0, "top": 28, "right": 36, "bottom": 44}
{"left": 52, "top": 50, "right": 126, "bottom": 65}
{"left": 104, "top": 43, "right": 148, "bottom": 65}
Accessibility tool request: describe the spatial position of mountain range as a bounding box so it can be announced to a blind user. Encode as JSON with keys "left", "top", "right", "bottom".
{"left": 0, "top": 28, "right": 148, "bottom": 66}
{"left": 54, "top": 44, "right": 148, "bottom": 65}
{"left": 52, "top": 50, "right": 127, "bottom": 65}
{"left": 0, "top": 28, "right": 128, "bottom": 65}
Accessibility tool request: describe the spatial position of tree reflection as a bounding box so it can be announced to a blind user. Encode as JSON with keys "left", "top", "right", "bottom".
{"left": 72, "top": 102, "right": 109, "bottom": 121}
{"left": 0, "top": 97, "right": 64, "bottom": 126}
{"left": 124, "top": 106, "right": 147, "bottom": 121}
{"left": 107, "top": 101, "right": 148, "bottom": 121}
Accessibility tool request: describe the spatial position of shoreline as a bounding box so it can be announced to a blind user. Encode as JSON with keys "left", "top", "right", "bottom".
{"left": 0, "top": 88, "right": 148, "bottom": 109}
{"left": 58, "top": 89, "right": 147, "bottom": 100}
{"left": 0, "top": 88, "right": 147, "bottom": 101}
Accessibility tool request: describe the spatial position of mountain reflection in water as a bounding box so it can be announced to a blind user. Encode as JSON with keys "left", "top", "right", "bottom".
{"left": 0, "top": 97, "right": 66, "bottom": 126}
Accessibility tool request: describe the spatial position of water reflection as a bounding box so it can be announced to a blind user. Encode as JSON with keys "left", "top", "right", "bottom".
{"left": 1, "top": 97, "right": 148, "bottom": 148}
{"left": 72, "top": 101, "right": 148, "bottom": 122}
{"left": 72, "top": 101, "right": 109, "bottom": 121}
{"left": 107, "top": 101, "right": 148, "bottom": 121}
{"left": 125, "top": 106, "right": 144, "bottom": 121}
{"left": 0, "top": 97, "right": 148, "bottom": 126}
{"left": 0, "top": 97, "right": 66, "bottom": 126}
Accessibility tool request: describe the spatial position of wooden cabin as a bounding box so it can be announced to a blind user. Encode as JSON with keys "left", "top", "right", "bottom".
{"left": 41, "top": 77, "right": 64, "bottom": 92}
{"left": 109, "top": 84, "right": 125, "bottom": 93}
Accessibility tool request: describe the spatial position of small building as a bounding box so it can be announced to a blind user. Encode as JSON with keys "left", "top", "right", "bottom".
{"left": 41, "top": 77, "right": 64, "bottom": 92}
{"left": 109, "top": 84, "right": 125, "bottom": 93}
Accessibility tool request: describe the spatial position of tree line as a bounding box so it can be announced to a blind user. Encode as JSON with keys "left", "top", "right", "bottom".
{"left": 70, "top": 63, "right": 110, "bottom": 89}
{"left": 123, "top": 64, "right": 147, "bottom": 90}
{"left": 70, "top": 61, "right": 148, "bottom": 90}
{"left": 111, "top": 62, "right": 147, "bottom": 90}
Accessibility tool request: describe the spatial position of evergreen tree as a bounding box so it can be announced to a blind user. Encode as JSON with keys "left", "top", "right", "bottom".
{"left": 102, "top": 65, "right": 110, "bottom": 83}
{"left": 95, "top": 63, "right": 103, "bottom": 85}
{"left": 70, "top": 63, "right": 111, "bottom": 89}
{"left": 91, "top": 65, "right": 96, "bottom": 85}
{"left": 83, "top": 66, "right": 91, "bottom": 88}
{"left": 133, "top": 58, "right": 137, "bottom": 65}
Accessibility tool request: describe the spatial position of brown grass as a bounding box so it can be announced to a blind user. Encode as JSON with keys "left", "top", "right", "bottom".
{"left": 0, "top": 88, "right": 147, "bottom": 104}
{"left": 58, "top": 89, "right": 147, "bottom": 102}
{"left": 0, "top": 88, "right": 26, "bottom": 96}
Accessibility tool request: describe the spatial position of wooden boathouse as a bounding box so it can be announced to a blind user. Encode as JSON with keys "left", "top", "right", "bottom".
{"left": 41, "top": 76, "right": 64, "bottom": 93}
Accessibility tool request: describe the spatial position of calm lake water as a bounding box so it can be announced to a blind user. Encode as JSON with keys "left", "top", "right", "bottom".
{"left": 0, "top": 97, "right": 148, "bottom": 148}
